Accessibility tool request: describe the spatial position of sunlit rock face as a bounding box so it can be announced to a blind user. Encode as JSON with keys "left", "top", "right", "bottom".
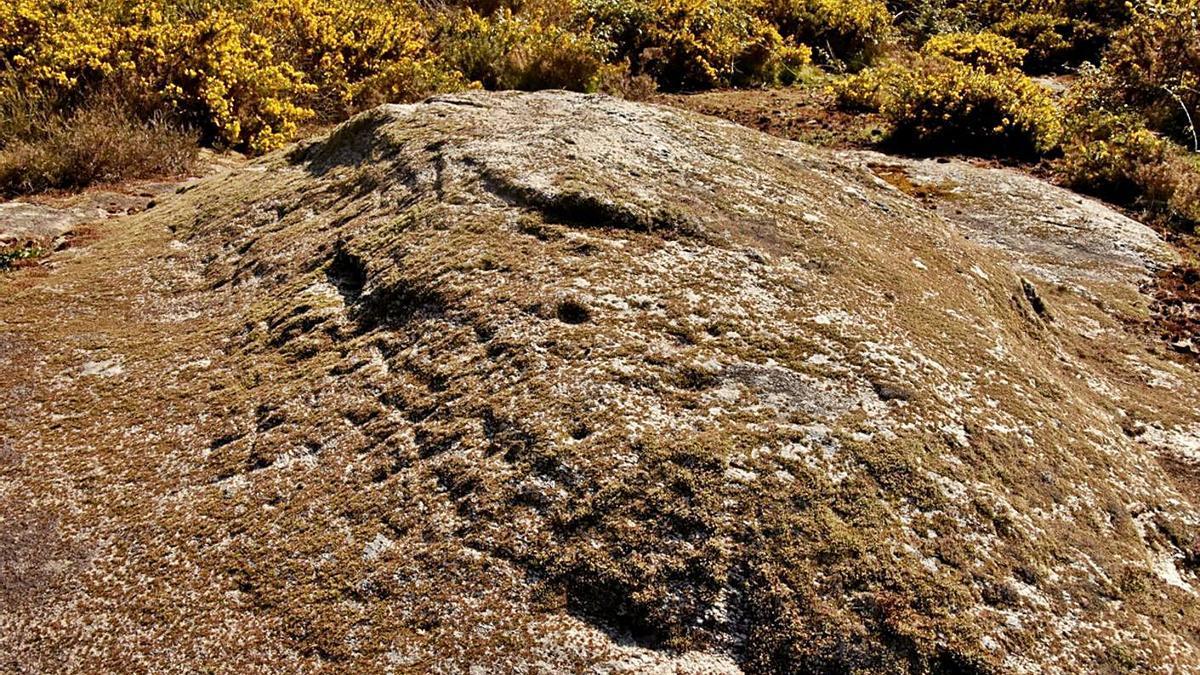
{"left": 3, "top": 91, "right": 1199, "bottom": 673}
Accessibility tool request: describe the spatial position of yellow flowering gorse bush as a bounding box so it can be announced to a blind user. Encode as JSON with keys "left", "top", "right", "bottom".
{"left": 142, "top": 8, "right": 315, "bottom": 153}
{"left": 835, "top": 54, "right": 1062, "bottom": 157}
{"left": 441, "top": 8, "right": 620, "bottom": 92}
{"left": 0, "top": 0, "right": 457, "bottom": 152}
{"left": 754, "top": 0, "right": 891, "bottom": 66}
{"left": 1, "top": 0, "right": 830, "bottom": 149}
{"left": 921, "top": 32, "right": 1027, "bottom": 72}
{"left": 579, "top": 0, "right": 811, "bottom": 89}
{"left": 244, "top": 0, "right": 463, "bottom": 116}
{"left": 1056, "top": 109, "right": 1170, "bottom": 198}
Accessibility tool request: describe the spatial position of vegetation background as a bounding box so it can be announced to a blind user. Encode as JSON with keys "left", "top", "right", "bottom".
{"left": 1, "top": 0, "right": 1199, "bottom": 230}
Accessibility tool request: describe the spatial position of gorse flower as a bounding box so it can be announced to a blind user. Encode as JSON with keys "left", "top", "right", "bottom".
{"left": 0, "top": 0, "right": 454, "bottom": 152}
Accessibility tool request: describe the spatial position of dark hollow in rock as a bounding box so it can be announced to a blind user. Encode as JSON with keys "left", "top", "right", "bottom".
{"left": 1021, "top": 277, "right": 1051, "bottom": 320}
{"left": 555, "top": 299, "right": 591, "bottom": 325}
{"left": 569, "top": 422, "right": 592, "bottom": 440}
{"left": 325, "top": 246, "right": 367, "bottom": 301}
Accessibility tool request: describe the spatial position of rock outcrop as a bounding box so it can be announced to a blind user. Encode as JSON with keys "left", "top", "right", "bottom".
{"left": 3, "top": 91, "right": 1199, "bottom": 673}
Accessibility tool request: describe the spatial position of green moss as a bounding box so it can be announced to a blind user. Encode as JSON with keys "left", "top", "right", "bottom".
{"left": 0, "top": 243, "right": 45, "bottom": 270}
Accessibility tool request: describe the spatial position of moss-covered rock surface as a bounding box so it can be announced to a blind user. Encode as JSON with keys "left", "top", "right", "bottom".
{"left": 2, "top": 91, "right": 1199, "bottom": 673}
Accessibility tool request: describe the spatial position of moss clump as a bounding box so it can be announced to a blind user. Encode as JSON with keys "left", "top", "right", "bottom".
{"left": 0, "top": 242, "right": 44, "bottom": 270}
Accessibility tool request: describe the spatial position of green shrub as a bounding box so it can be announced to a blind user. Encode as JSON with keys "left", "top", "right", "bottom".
{"left": 0, "top": 242, "right": 44, "bottom": 270}
{"left": 921, "top": 31, "right": 1025, "bottom": 72}
{"left": 754, "top": 0, "right": 892, "bottom": 67}
{"left": 836, "top": 55, "right": 1062, "bottom": 157}
{"left": 442, "top": 8, "right": 621, "bottom": 91}
{"left": 1056, "top": 110, "right": 1169, "bottom": 202}
{"left": 1056, "top": 107, "right": 1200, "bottom": 228}
{"left": 577, "top": 0, "right": 810, "bottom": 89}
{"left": 1097, "top": 0, "right": 1200, "bottom": 148}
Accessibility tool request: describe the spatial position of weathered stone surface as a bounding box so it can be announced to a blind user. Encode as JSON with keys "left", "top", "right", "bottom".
{"left": 2, "top": 91, "right": 1199, "bottom": 673}
{"left": 0, "top": 185, "right": 184, "bottom": 255}
{"left": 0, "top": 201, "right": 107, "bottom": 248}
{"left": 842, "top": 150, "right": 1178, "bottom": 286}
{"left": 0, "top": 151, "right": 241, "bottom": 250}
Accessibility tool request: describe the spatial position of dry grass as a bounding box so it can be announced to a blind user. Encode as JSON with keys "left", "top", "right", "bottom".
{"left": 0, "top": 89, "right": 197, "bottom": 197}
